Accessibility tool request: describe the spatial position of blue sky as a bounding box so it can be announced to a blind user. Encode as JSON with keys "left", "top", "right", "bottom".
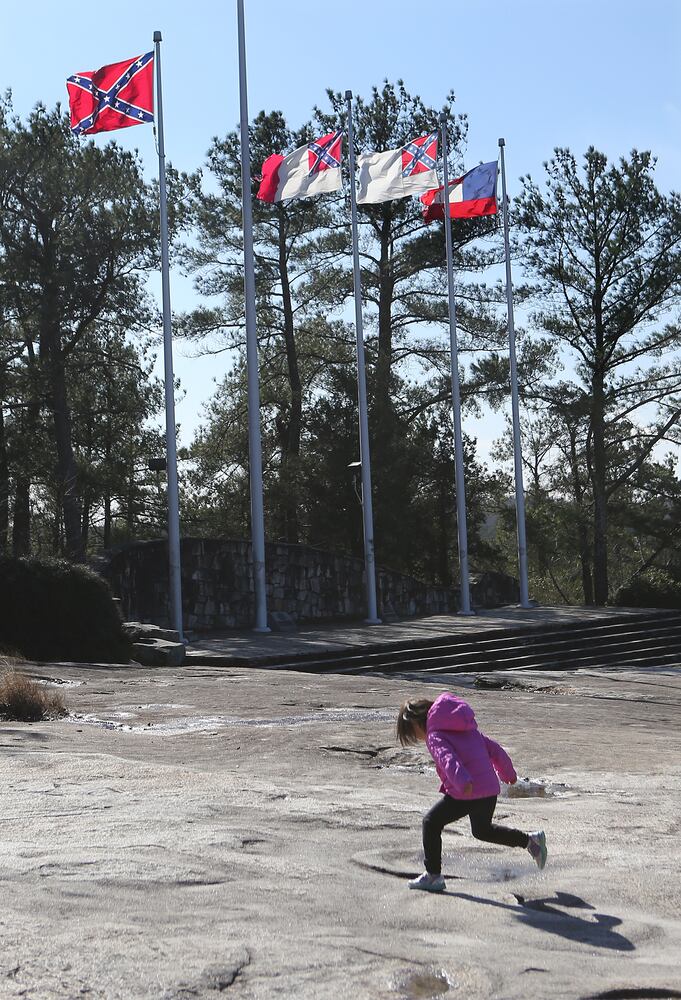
{"left": 2, "top": 0, "right": 680, "bottom": 456}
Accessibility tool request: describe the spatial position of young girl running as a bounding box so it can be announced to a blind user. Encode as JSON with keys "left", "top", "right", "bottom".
{"left": 397, "top": 692, "right": 547, "bottom": 892}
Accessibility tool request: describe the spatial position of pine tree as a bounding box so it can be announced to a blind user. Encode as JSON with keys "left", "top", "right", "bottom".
{"left": 515, "top": 147, "right": 681, "bottom": 603}
{"left": 181, "top": 110, "right": 346, "bottom": 543}
{"left": 0, "top": 98, "right": 161, "bottom": 559}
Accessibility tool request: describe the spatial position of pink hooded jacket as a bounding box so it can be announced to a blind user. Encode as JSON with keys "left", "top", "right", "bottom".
{"left": 426, "top": 693, "right": 517, "bottom": 799}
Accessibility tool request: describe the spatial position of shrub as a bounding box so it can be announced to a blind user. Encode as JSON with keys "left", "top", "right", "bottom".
{"left": 0, "top": 669, "right": 67, "bottom": 722}
{"left": 0, "top": 557, "right": 132, "bottom": 663}
{"left": 614, "top": 570, "right": 681, "bottom": 610}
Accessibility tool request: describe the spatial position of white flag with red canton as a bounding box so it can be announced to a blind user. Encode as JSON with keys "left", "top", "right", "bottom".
{"left": 257, "top": 131, "right": 343, "bottom": 203}
{"left": 356, "top": 132, "right": 438, "bottom": 205}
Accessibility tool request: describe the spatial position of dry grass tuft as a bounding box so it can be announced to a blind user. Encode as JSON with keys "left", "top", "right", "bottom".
{"left": 0, "top": 669, "right": 67, "bottom": 722}
{"left": 0, "top": 648, "right": 27, "bottom": 662}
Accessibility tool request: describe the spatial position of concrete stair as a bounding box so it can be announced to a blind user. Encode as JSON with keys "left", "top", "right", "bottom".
{"left": 254, "top": 610, "right": 681, "bottom": 676}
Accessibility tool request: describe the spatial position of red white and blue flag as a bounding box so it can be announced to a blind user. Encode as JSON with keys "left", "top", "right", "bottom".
{"left": 66, "top": 53, "right": 154, "bottom": 136}
{"left": 257, "top": 132, "right": 343, "bottom": 203}
{"left": 421, "top": 161, "right": 498, "bottom": 222}
{"left": 357, "top": 132, "right": 439, "bottom": 204}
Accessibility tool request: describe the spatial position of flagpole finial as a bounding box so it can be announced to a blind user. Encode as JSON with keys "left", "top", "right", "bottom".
{"left": 345, "top": 89, "right": 352, "bottom": 100}
{"left": 439, "top": 112, "right": 448, "bottom": 126}
{"left": 498, "top": 137, "right": 505, "bottom": 147}
{"left": 153, "top": 30, "right": 162, "bottom": 42}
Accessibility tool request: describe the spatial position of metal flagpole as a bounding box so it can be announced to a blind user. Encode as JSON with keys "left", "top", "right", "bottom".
{"left": 345, "top": 90, "right": 381, "bottom": 625}
{"left": 236, "top": 0, "right": 269, "bottom": 631}
{"left": 498, "top": 138, "right": 531, "bottom": 608}
{"left": 153, "top": 31, "right": 184, "bottom": 639}
{"left": 439, "top": 113, "right": 474, "bottom": 615}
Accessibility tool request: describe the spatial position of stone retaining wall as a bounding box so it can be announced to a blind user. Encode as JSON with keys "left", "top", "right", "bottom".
{"left": 100, "top": 538, "right": 517, "bottom": 630}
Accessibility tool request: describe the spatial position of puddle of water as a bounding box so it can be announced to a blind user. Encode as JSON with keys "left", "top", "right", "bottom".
{"left": 393, "top": 969, "right": 451, "bottom": 999}
{"left": 36, "top": 677, "right": 84, "bottom": 688}
{"left": 501, "top": 778, "right": 574, "bottom": 798}
{"left": 116, "top": 703, "right": 193, "bottom": 711}
{"left": 503, "top": 779, "right": 547, "bottom": 798}
{"left": 65, "top": 713, "right": 225, "bottom": 734}
{"left": 65, "top": 708, "right": 396, "bottom": 735}
{"left": 66, "top": 713, "right": 134, "bottom": 731}
{"left": 144, "top": 717, "right": 230, "bottom": 734}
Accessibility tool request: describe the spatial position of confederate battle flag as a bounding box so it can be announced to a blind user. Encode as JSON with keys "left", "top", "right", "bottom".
{"left": 66, "top": 52, "right": 154, "bottom": 136}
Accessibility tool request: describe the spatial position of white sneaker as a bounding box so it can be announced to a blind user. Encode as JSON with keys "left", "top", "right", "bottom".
{"left": 408, "top": 871, "right": 446, "bottom": 892}
{"left": 527, "top": 831, "right": 547, "bottom": 870}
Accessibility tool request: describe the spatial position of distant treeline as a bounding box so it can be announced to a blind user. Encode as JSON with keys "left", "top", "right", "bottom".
{"left": 1, "top": 84, "right": 680, "bottom": 606}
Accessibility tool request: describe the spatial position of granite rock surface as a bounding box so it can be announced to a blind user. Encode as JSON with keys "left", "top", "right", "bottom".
{"left": 1, "top": 661, "right": 680, "bottom": 999}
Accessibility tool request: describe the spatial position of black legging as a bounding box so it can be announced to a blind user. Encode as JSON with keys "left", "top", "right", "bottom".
{"left": 423, "top": 795, "right": 529, "bottom": 875}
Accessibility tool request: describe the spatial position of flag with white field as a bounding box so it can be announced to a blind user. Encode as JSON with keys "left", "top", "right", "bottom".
{"left": 257, "top": 131, "right": 343, "bottom": 203}
{"left": 356, "top": 132, "right": 439, "bottom": 205}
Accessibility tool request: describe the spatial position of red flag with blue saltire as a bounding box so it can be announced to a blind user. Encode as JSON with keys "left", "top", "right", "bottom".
{"left": 66, "top": 53, "right": 154, "bottom": 136}
{"left": 421, "top": 161, "right": 498, "bottom": 222}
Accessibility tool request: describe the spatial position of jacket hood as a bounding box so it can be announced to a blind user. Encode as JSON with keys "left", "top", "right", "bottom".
{"left": 427, "top": 693, "right": 478, "bottom": 733}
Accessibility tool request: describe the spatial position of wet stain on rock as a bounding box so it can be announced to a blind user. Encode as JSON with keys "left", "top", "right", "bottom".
{"left": 393, "top": 969, "right": 451, "bottom": 999}
{"left": 500, "top": 777, "right": 575, "bottom": 798}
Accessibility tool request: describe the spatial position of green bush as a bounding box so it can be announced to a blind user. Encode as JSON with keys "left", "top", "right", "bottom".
{"left": 0, "top": 557, "right": 132, "bottom": 663}
{"left": 614, "top": 570, "right": 681, "bottom": 610}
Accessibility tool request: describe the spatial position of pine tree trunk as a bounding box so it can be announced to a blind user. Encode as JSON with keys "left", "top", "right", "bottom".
{"left": 591, "top": 368, "right": 608, "bottom": 604}
{"left": 11, "top": 394, "right": 40, "bottom": 557}
{"left": 38, "top": 245, "right": 84, "bottom": 562}
{"left": 590, "top": 227, "right": 609, "bottom": 605}
{"left": 370, "top": 208, "right": 399, "bottom": 553}
{"left": 127, "top": 476, "right": 135, "bottom": 534}
{"left": 277, "top": 207, "right": 301, "bottom": 544}
{"left": 12, "top": 476, "right": 30, "bottom": 556}
{"left": 81, "top": 495, "right": 90, "bottom": 551}
{"left": 44, "top": 345, "right": 84, "bottom": 562}
{"left": 374, "top": 207, "right": 394, "bottom": 419}
{"left": 103, "top": 494, "right": 112, "bottom": 549}
{"left": 436, "top": 479, "right": 452, "bottom": 587}
{"left": 568, "top": 431, "right": 594, "bottom": 604}
{"left": 0, "top": 405, "right": 9, "bottom": 553}
{"left": 578, "top": 520, "right": 594, "bottom": 605}
{"left": 52, "top": 497, "right": 62, "bottom": 552}
{"left": 7, "top": 351, "right": 42, "bottom": 558}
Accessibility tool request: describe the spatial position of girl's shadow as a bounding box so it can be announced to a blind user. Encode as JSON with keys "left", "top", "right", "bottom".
{"left": 442, "top": 889, "right": 634, "bottom": 951}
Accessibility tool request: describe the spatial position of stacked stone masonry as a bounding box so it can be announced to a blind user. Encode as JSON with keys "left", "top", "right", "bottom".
{"left": 100, "top": 538, "right": 517, "bottom": 630}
